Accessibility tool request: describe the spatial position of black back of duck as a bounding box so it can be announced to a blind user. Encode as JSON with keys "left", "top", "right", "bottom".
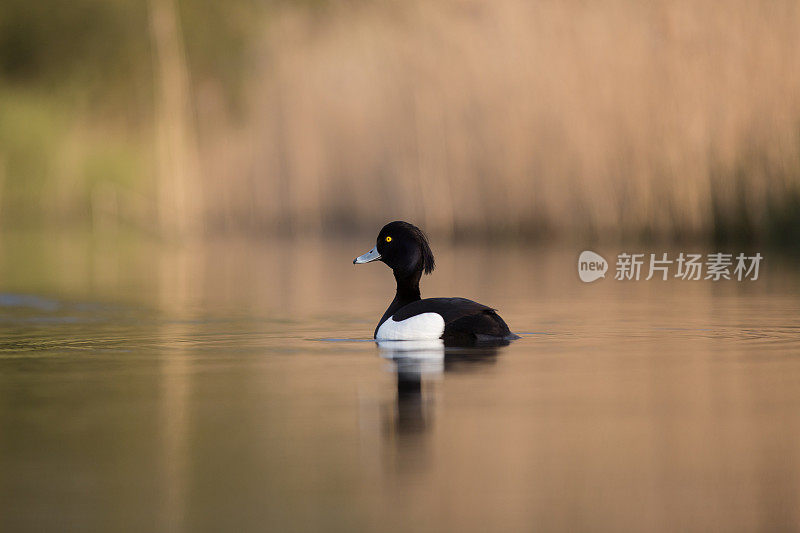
{"left": 391, "top": 297, "right": 515, "bottom": 344}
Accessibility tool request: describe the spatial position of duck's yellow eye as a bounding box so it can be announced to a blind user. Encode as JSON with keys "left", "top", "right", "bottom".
{"left": 385, "top": 236, "right": 392, "bottom": 243}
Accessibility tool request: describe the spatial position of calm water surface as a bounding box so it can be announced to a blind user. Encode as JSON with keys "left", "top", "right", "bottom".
{"left": 1, "top": 233, "right": 800, "bottom": 532}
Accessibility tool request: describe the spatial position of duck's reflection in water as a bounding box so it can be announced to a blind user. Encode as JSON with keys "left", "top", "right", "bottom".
{"left": 378, "top": 340, "right": 444, "bottom": 437}
{"left": 377, "top": 340, "right": 505, "bottom": 471}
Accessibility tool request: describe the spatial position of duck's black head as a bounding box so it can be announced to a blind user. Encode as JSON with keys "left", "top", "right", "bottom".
{"left": 353, "top": 221, "right": 435, "bottom": 277}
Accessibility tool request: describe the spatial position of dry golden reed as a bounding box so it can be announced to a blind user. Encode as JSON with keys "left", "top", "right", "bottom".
{"left": 186, "top": 0, "right": 800, "bottom": 243}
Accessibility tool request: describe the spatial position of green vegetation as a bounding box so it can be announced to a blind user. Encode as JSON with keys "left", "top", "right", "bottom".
{"left": 0, "top": 0, "right": 262, "bottom": 230}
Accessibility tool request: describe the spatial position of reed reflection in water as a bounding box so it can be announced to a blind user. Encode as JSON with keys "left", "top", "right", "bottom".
{"left": 0, "top": 233, "right": 799, "bottom": 531}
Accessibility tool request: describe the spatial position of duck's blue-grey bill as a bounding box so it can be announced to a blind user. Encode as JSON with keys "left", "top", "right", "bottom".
{"left": 354, "top": 247, "right": 381, "bottom": 264}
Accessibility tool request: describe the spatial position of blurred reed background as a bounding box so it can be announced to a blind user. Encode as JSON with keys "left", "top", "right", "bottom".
{"left": 1, "top": 0, "right": 799, "bottom": 244}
